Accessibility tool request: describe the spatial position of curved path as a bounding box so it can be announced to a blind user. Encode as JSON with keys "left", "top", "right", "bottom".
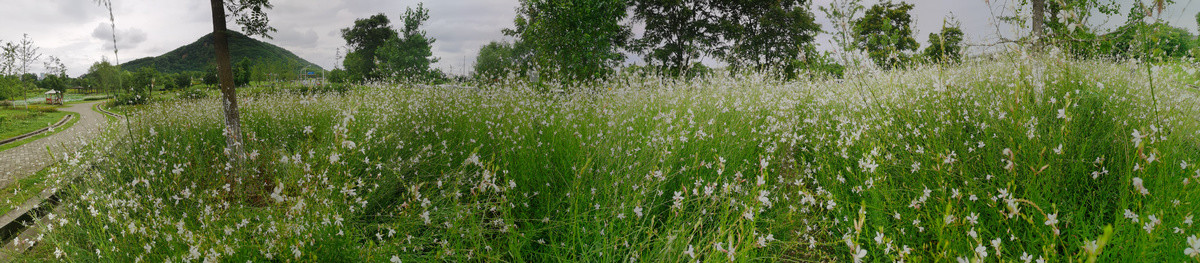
{"left": 0, "top": 101, "right": 108, "bottom": 188}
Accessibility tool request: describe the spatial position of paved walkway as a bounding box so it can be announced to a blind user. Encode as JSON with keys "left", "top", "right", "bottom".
{"left": 0, "top": 101, "right": 108, "bottom": 188}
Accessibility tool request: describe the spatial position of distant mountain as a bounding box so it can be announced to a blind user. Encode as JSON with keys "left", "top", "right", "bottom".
{"left": 121, "top": 31, "right": 324, "bottom": 74}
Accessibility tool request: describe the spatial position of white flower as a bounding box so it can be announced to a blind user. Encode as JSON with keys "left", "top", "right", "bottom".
{"left": 1185, "top": 235, "right": 1200, "bottom": 257}
{"left": 1082, "top": 240, "right": 1099, "bottom": 255}
{"left": 852, "top": 247, "right": 867, "bottom": 263}
{"left": 1132, "top": 177, "right": 1149, "bottom": 195}
{"left": 329, "top": 152, "right": 340, "bottom": 164}
{"left": 633, "top": 206, "right": 643, "bottom": 218}
{"left": 391, "top": 255, "right": 402, "bottom": 263}
{"left": 1044, "top": 213, "right": 1058, "bottom": 226}
{"left": 974, "top": 243, "right": 989, "bottom": 259}
{"left": 684, "top": 245, "right": 695, "bottom": 259}
{"left": 757, "top": 190, "right": 772, "bottom": 208}
{"left": 342, "top": 140, "right": 356, "bottom": 149}
{"left": 1132, "top": 129, "right": 1145, "bottom": 146}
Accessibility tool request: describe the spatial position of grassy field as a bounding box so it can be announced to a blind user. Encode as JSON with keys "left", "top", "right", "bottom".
{"left": 22, "top": 55, "right": 1200, "bottom": 262}
{"left": 0, "top": 106, "right": 70, "bottom": 140}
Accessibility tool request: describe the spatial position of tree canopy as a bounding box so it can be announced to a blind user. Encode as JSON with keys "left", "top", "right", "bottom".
{"left": 853, "top": 1, "right": 917, "bottom": 69}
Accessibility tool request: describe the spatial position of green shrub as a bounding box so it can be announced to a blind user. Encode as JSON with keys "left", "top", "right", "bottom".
{"left": 28, "top": 105, "right": 58, "bottom": 113}
{"left": 111, "top": 93, "right": 149, "bottom": 106}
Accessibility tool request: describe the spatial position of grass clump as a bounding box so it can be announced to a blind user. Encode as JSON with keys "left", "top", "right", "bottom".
{"left": 25, "top": 54, "right": 1200, "bottom": 262}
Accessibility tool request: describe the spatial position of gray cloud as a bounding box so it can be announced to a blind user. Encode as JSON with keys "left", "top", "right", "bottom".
{"left": 91, "top": 23, "right": 148, "bottom": 51}
{"left": 275, "top": 28, "right": 320, "bottom": 48}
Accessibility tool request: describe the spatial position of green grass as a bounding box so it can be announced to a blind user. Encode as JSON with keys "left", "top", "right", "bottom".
{"left": 0, "top": 164, "right": 55, "bottom": 216}
{"left": 0, "top": 107, "right": 70, "bottom": 140}
{"left": 23, "top": 55, "right": 1200, "bottom": 262}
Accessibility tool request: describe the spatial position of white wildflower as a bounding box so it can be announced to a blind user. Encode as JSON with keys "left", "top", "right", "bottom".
{"left": 1132, "top": 177, "right": 1149, "bottom": 195}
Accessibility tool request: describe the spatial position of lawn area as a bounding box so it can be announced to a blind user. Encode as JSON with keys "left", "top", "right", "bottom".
{"left": 0, "top": 107, "right": 70, "bottom": 140}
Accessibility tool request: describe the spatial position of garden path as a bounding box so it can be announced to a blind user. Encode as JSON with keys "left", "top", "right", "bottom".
{"left": 0, "top": 101, "right": 108, "bottom": 188}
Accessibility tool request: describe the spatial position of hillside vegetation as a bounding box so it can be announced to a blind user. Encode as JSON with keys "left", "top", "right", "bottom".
{"left": 26, "top": 54, "right": 1200, "bottom": 262}
{"left": 120, "top": 31, "right": 323, "bottom": 74}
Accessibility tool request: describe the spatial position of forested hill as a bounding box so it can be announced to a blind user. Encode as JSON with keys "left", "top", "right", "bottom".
{"left": 120, "top": 31, "right": 324, "bottom": 74}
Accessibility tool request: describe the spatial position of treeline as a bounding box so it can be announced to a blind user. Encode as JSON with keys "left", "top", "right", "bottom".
{"left": 86, "top": 56, "right": 318, "bottom": 105}
{"left": 312, "top": 0, "right": 1200, "bottom": 86}
{"left": 464, "top": 0, "right": 1195, "bottom": 84}
{"left": 328, "top": 4, "right": 442, "bottom": 84}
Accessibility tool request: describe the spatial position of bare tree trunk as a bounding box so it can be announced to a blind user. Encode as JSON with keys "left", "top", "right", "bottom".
{"left": 210, "top": 0, "right": 246, "bottom": 169}
{"left": 1031, "top": 0, "right": 1045, "bottom": 43}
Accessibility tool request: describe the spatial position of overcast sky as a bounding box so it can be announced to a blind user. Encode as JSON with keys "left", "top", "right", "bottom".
{"left": 1, "top": 0, "right": 1197, "bottom": 77}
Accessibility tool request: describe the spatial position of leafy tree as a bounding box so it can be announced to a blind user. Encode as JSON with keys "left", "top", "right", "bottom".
{"left": 0, "top": 76, "right": 20, "bottom": 104}
{"left": 235, "top": 58, "right": 252, "bottom": 86}
{"left": 87, "top": 60, "right": 120, "bottom": 95}
{"left": 203, "top": 66, "right": 220, "bottom": 86}
{"left": 1102, "top": 21, "right": 1194, "bottom": 59}
{"left": 327, "top": 68, "right": 348, "bottom": 83}
{"left": 130, "top": 66, "right": 158, "bottom": 93}
{"left": 711, "top": 0, "right": 821, "bottom": 79}
{"left": 853, "top": 1, "right": 917, "bottom": 69}
{"left": 341, "top": 14, "right": 398, "bottom": 82}
{"left": 472, "top": 41, "right": 517, "bottom": 81}
{"left": 923, "top": 22, "right": 964, "bottom": 63}
{"left": 174, "top": 73, "right": 193, "bottom": 90}
{"left": 505, "top": 0, "right": 632, "bottom": 83}
{"left": 630, "top": 0, "right": 718, "bottom": 77}
{"left": 39, "top": 74, "right": 67, "bottom": 93}
{"left": 0, "top": 41, "right": 16, "bottom": 76}
{"left": 377, "top": 4, "right": 440, "bottom": 81}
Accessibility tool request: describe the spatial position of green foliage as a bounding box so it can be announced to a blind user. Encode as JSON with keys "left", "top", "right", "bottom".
{"left": 327, "top": 69, "right": 348, "bottom": 84}
{"left": 715, "top": 0, "right": 822, "bottom": 79}
{"left": 630, "top": 0, "right": 717, "bottom": 77}
{"left": 1101, "top": 22, "right": 1194, "bottom": 60}
{"left": 173, "top": 73, "right": 193, "bottom": 90}
{"left": 86, "top": 59, "right": 121, "bottom": 94}
{"left": 235, "top": 58, "right": 252, "bottom": 87}
{"left": 341, "top": 14, "right": 398, "bottom": 82}
{"left": 853, "top": 1, "right": 918, "bottom": 69}
{"left": 119, "top": 31, "right": 321, "bottom": 74}
{"left": 177, "top": 87, "right": 209, "bottom": 100}
{"left": 0, "top": 75, "right": 20, "bottom": 102}
{"left": 203, "top": 67, "right": 219, "bottom": 86}
{"left": 38, "top": 74, "right": 67, "bottom": 93}
{"left": 472, "top": 41, "right": 517, "bottom": 81}
{"left": 506, "top": 0, "right": 632, "bottom": 83}
{"left": 130, "top": 66, "right": 158, "bottom": 93}
{"left": 376, "top": 4, "right": 440, "bottom": 82}
{"left": 923, "top": 23, "right": 964, "bottom": 63}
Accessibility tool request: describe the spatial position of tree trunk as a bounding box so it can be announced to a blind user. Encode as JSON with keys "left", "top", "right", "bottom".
{"left": 1031, "top": 0, "right": 1045, "bottom": 41}
{"left": 209, "top": 0, "right": 246, "bottom": 168}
